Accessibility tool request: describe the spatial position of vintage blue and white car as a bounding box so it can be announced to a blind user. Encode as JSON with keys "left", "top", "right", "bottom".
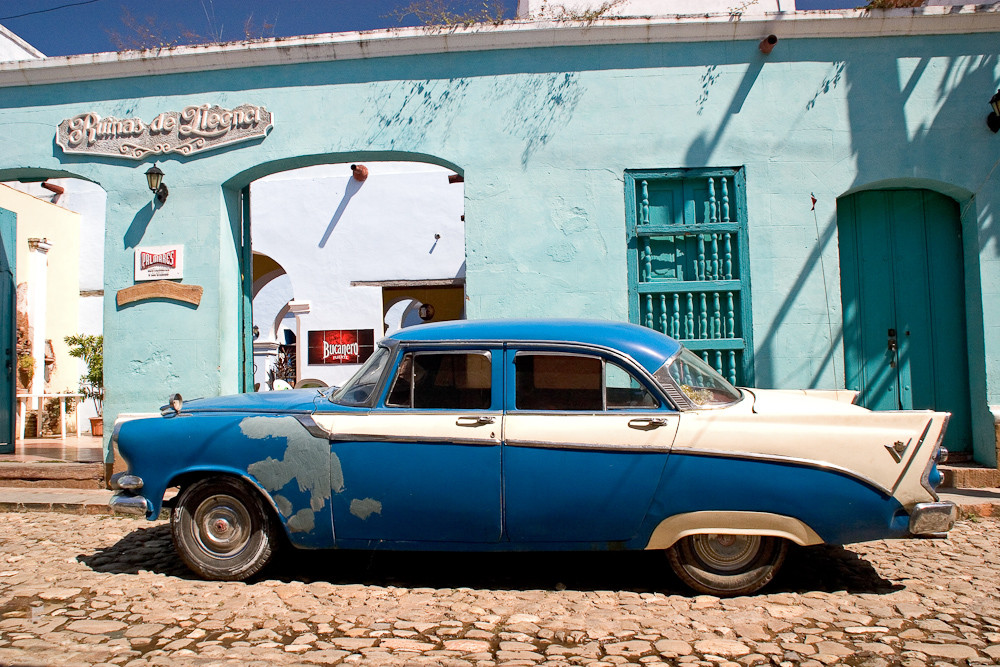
{"left": 110, "top": 319, "right": 956, "bottom": 595}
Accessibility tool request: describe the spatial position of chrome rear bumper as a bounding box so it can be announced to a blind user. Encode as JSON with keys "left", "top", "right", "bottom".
{"left": 909, "top": 501, "right": 958, "bottom": 536}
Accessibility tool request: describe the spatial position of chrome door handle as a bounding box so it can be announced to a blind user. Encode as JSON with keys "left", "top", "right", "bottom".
{"left": 456, "top": 415, "right": 495, "bottom": 426}
{"left": 628, "top": 417, "right": 667, "bottom": 429}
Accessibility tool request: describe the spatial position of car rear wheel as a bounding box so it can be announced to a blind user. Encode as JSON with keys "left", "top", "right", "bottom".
{"left": 171, "top": 476, "right": 277, "bottom": 581}
{"left": 667, "top": 533, "right": 787, "bottom": 596}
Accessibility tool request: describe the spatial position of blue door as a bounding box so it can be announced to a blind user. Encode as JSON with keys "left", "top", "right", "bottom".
{"left": 0, "top": 209, "right": 14, "bottom": 454}
{"left": 501, "top": 348, "right": 677, "bottom": 544}
{"left": 838, "top": 190, "right": 971, "bottom": 454}
{"left": 321, "top": 347, "right": 504, "bottom": 544}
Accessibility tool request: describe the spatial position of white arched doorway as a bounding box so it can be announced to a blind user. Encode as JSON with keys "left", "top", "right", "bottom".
{"left": 243, "top": 160, "right": 466, "bottom": 389}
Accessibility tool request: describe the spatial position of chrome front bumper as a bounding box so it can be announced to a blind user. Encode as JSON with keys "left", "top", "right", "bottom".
{"left": 109, "top": 492, "right": 150, "bottom": 516}
{"left": 909, "top": 501, "right": 958, "bottom": 536}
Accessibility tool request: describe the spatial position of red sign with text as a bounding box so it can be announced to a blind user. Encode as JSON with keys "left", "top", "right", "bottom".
{"left": 307, "top": 329, "right": 375, "bottom": 365}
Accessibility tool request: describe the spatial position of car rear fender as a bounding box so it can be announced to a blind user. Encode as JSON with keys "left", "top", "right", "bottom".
{"left": 645, "top": 511, "right": 823, "bottom": 550}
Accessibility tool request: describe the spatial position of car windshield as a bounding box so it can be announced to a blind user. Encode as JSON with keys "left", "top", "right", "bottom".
{"left": 330, "top": 345, "right": 392, "bottom": 406}
{"left": 655, "top": 347, "right": 742, "bottom": 408}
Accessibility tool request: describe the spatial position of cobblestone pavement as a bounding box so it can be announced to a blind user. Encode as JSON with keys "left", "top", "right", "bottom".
{"left": 1, "top": 513, "right": 999, "bottom": 667}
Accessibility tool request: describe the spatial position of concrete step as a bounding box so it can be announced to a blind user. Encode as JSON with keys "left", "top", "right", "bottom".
{"left": 0, "top": 461, "right": 104, "bottom": 489}
{"left": 939, "top": 463, "right": 1000, "bottom": 490}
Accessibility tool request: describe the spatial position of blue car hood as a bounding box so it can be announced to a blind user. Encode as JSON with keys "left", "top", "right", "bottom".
{"left": 179, "top": 389, "right": 321, "bottom": 413}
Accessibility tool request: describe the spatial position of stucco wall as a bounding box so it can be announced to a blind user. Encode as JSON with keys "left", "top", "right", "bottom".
{"left": 0, "top": 19, "right": 997, "bottom": 461}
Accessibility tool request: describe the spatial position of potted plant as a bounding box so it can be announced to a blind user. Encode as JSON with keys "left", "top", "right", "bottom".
{"left": 65, "top": 334, "right": 103, "bottom": 436}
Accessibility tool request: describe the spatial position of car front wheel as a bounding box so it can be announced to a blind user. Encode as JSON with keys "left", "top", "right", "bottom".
{"left": 667, "top": 533, "right": 787, "bottom": 596}
{"left": 171, "top": 476, "right": 277, "bottom": 581}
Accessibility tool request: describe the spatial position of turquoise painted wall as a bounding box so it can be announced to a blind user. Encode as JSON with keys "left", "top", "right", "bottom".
{"left": 0, "top": 32, "right": 998, "bottom": 463}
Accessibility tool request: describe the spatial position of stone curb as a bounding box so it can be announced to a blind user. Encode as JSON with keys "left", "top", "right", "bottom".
{"left": 0, "top": 487, "right": 114, "bottom": 516}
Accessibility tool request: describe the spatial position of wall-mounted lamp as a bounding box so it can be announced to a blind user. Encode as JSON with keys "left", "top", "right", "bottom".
{"left": 351, "top": 164, "right": 368, "bottom": 182}
{"left": 145, "top": 164, "right": 169, "bottom": 204}
{"left": 418, "top": 303, "right": 435, "bottom": 321}
{"left": 988, "top": 89, "right": 1000, "bottom": 134}
{"left": 759, "top": 35, "right": 778, "bottom": 55}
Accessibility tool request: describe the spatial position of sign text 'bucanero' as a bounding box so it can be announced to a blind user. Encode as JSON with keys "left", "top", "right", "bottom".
{"left": 56, "top": 104, "right": 273, "bottom": 160}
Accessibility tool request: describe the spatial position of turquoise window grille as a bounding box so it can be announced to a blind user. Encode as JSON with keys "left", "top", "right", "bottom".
{"left": 626, "top": 168, "right": 754, "bottom": 386}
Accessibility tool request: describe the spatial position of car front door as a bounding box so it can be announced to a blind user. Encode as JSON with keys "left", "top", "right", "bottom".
{"left": 502, "top": 348, "right": 679, "bottom": 544}
{"left": 315, "top": 346, "right": 503, "bottom": 544}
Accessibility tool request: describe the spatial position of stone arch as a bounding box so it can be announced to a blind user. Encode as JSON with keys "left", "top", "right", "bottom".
{"left": 230, "top": 152, "right": 466, "bottom": 390}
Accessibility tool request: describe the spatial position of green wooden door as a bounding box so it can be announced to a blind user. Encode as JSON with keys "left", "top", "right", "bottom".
{"left": 838, "top": 190, "right": 971, "bottom": 454}
{"left": 0, "top": 208, "right": 15, "bottom": 453}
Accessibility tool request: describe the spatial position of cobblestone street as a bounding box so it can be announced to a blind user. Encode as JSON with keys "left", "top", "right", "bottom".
{"left": 0, "top": 512, "right": 998, "bottom": 667}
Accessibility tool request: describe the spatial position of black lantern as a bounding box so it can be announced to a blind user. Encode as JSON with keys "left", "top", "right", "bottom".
{"left": 988, "top": 89, "right": 1000, "bottom": 134}
{"left": 145, "top": 164, "right": 169, "bottom": 204}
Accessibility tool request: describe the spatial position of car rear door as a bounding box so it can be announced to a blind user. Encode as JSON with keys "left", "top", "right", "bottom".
{"left": 502, "top": 347, "right": 679, "bottom": 544}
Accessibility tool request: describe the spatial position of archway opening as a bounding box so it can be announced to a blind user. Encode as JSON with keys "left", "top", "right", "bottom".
{"left": 242, "top": 160, "right": 466, "bottom": 389}
{"left": 0, "top": 175, "right": 107, "bottom": 459}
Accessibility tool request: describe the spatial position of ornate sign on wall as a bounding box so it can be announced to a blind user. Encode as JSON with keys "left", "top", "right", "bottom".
{"left": 56, "top": 103, "right": 273, "bottom": 160}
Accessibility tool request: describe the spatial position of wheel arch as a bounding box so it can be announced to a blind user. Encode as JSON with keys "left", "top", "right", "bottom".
{"left": 167, "top": 466, "right": 285, "bottom": 528}
{"left": 645, "top": 510, "right": 823, "bottom": 549}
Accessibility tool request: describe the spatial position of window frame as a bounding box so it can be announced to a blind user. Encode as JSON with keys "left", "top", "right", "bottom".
{"left": 383, "top": 348, "right": 495, "bottom": 411}
{"left": 511, "top": 349, "right": 662, "bottom": 413}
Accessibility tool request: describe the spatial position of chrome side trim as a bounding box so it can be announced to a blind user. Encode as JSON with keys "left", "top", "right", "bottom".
{"left": 909, "top": 501, "right": 957, "bottom": 535}
{"left": 109, "top": 493, "right": 150, "bottom": 517}
{"left": 504, "top": 439, "right": 672, "bottom": 453}
{"left": 327, "top": 433, "right": 500, "bottom": 446}
{"left": 671, "top": 447, "right": 893, "bottom": 497}
{"left": 920, "top": 414, "right": 951, "bottom": 500}
{"left": 891, "top": 419, "right": 933, "bottom": 496}
{"left": 294, "top": 414, "right": 333, "bottom": 439}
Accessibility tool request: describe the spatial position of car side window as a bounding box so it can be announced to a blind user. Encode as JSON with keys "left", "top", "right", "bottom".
{"left": 386, "top": 351, "right": 492, "bottom": 409}
{"left": 514, "top": 353, "right": 658, "bottom": 411}
{"left": 606, "top": 361, "right": 659, "bottom": 409}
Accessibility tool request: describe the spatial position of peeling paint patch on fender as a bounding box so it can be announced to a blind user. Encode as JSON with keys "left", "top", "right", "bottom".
{"left": 273, "top": 494, "right": 293, "bottom": 518}
{"left": 350, "top": 498, "right": 382, "bottom": 520}
{"left": 242, "top": 416, "right": 332, "bottom": 516}
{"left": 287, "top": 508, "right": 315, "bottom": 533}
{"left": 331, "top": 454, "right": 344, "bottom": 494}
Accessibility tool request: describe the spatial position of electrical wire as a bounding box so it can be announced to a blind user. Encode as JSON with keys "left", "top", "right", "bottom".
{"left": 1, "top": 0, "right": 101, "bottom": 22}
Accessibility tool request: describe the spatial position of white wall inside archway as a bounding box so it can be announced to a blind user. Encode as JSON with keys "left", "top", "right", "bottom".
{"left": 383, "top": 297, "right": 426, "bottom": 337}
{"left": 250, "top": 161, "right": 465, "bottom": 387}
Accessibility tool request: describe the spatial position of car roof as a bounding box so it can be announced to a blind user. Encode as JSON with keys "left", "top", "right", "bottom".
{"left": 386, "top": 319, "right": 681, "bottom": 373}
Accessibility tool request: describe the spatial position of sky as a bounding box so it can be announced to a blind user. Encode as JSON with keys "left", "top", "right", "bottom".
{"left": 3, "top": 0, "right": 861, "bottom": 58}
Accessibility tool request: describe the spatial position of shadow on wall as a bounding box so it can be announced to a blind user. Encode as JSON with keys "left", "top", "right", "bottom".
{"left": 724, "top": 46, "right": 998, "bottom": 390}
{"left": 494, "top": 73, "right": 584, "bottom": 168}
{"left": 319, "top": 175, "right": 363, "bottom": 248}
{"left": 123, "top": 202, "right": 154, "bottom": 250}
{"left": 364, "top": 78, "right": 471, "bottom": 150}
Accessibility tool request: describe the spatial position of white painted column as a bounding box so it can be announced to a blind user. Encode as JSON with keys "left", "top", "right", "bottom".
{"left": 287, "top": 300, "right": 311, "bottom": 386}
{"left": 26, "top": 238, "right": 51, "bottom": 397}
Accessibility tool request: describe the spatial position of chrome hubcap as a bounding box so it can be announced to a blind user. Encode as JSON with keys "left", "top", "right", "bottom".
{"left": 192, "top": 494, "right": 251, "bottom": 558}
{"left": 690, "top": 534, "right": 761, "bottom": 572}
